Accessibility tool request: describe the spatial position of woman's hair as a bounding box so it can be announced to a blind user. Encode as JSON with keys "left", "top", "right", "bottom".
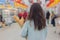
{"left": 28, "top": 3, "right": 46, "bottom": 30}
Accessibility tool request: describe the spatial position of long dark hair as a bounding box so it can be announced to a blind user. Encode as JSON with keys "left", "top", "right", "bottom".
{"left": 28, "top": 3, "right": 46, "bottom": 30}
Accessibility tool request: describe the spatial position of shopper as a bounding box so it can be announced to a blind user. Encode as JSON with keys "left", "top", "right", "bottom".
{"left": 51, "top": 11, "right": 57, "bottom": 27}
{"left": 46, "top": 11, "right": 50, "bottom": 24}
{"left": 21, "top": 3, "right": 47, "bottom": 40}
{"left": 0, "top": 13, "right": 2, "bottom": 28}
{"left": 0, "top": 13, "right": 5, "bottom": 28}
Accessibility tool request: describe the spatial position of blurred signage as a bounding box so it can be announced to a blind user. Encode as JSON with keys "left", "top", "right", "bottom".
{"left": 46, "top": 0, "right": 60, "bottom": 8}
{"left": 14, "top": 2, "right": 28, "bottom": 9}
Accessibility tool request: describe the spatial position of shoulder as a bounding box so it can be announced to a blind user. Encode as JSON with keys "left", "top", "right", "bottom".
{"left": 25, "top": 20, "right": 34, "bottom": 24}
{"left": 24, "top": 20, "right": 34, "bottom": 27}
{"left": 24, "top": 20, "right": 30, "bottom": 24}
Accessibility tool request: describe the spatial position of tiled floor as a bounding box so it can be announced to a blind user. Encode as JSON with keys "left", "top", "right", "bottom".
{"left": 0, "top": 23, "right": 60, "bottom": 40}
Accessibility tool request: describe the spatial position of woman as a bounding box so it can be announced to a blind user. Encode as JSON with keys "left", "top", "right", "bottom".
{"left": 0, "top": 13, "right": 5, "bottom": 28}
{"left": 46, "top": 11, "right": 50, "bottom": 24}
{"left": 51, "top": 11, "right": 57, "bottom": 27}
{"left": 21, "top": 3, "right": 47, "bottom": 40}
{"left": 0, "top": 13, "right": 2, "bottom": 27}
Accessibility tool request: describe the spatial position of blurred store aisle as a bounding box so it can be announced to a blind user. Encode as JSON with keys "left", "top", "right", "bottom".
{"left": 0, "top": 23, "right": 60, "bottom": 40}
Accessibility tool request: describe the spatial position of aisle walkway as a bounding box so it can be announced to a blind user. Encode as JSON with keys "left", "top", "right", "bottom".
{"left": 0, "top": 23, "right": 60, "bottom": 40}
{"left": 46, "top": 25, "right": 60, "bottom": 40}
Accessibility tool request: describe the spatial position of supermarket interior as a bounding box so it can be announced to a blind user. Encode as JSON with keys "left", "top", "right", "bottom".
{"left": 0, "top": 0, "right": 60, "bottom": 40}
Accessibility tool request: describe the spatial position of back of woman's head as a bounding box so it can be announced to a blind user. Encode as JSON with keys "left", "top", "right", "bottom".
{"left": 28, "top": 3, "right": 46, "bottom": 30}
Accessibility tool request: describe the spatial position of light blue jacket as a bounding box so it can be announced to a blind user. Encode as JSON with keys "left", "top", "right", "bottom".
{"left": 21, "top": 20, "right": 47, "bottom": 40}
